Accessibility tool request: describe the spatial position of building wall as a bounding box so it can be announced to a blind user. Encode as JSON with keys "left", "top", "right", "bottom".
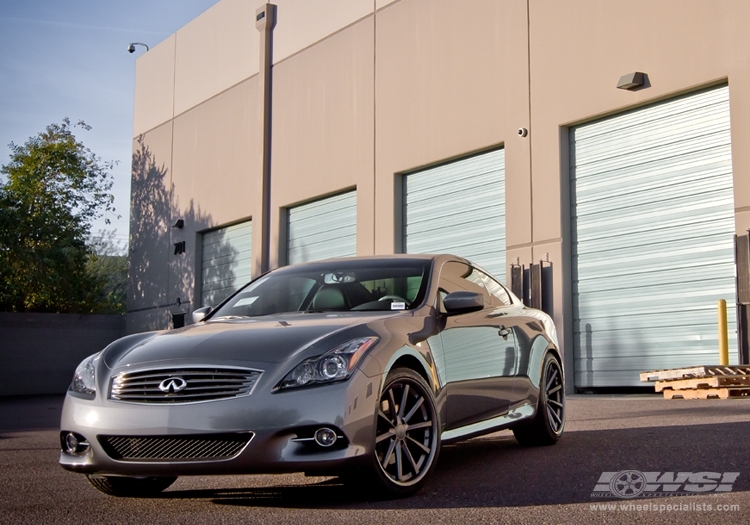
{"left": 271, "top": 14, "right": 375, "bottom": 266}
{"left": 129, "top": 0, "right": 750, "bottom": 383}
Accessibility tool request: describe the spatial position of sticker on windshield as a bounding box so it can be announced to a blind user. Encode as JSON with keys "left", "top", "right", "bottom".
{"left": 234, "top": 296, "right": 259, "bottom": 307}
{"left": 391, "top": 302, "right": 406, "bottom": 310}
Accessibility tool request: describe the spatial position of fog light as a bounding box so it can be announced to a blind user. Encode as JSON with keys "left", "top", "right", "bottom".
{"left": 314, "top": 428, "right": 337, "bottom": 447}
{"left": 62, "top": 432, "right": 90, "bottom": 455}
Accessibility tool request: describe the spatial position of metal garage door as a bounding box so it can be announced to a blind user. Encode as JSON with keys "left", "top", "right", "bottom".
{"left": 403, "top": 149, "right": 506, "bottom": 277}
{"left": 287, "top": 191, "right": 356, "bottom": 264}
{"left": 571, "top": 85, "right": 737, "bottom": 387}
{"left": 201, "top": 221, "right": 252, "bottom": 306}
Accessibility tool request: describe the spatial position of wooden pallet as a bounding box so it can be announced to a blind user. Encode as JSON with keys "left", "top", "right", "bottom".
{"left": 640, "top": 365, "right": 750, "bottom": 382}
{"left": 663, "top": 387, "right": 750, "bottom": 400}
{"left": 654, "top": 374, "right": 750, "bottom": 392}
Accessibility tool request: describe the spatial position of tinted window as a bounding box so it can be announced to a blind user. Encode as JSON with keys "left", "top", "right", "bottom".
{"left": 437, "top": 262, "right": 490, "bottom": 301}
{"left": 437, "top": 261, "right": 513, "bottom": 308}
{"left": 465, "top": 267, "right": 513, "bottom": 306}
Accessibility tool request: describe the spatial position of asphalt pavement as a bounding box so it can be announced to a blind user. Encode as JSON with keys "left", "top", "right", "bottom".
{"left": 1, "top": 393, "right": 749, "bottom": 525}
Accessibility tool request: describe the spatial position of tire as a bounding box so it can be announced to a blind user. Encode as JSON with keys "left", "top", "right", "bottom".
{"left": 86, "top": 475, "right": 177, "bottom": 497}
{"left": 513, "top": 352, "right": 565, "bottom": 446}
{"left": 364, "top": 368, "right": 441, "bottom": 497}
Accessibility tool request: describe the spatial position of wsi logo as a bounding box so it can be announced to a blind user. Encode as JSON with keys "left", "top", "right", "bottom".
{"left": 592, "top": 471, "right": 740, "bottom": 499}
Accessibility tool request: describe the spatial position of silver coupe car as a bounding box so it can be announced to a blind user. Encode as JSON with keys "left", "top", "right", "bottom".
{"left": 59, "top": 254, "right": 564, "bottom": 497}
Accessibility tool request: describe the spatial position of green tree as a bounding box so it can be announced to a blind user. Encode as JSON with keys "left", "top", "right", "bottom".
{"left": 86, "top": 231, "right": 128, "bottom": 314}
{"left": 0, "top": 119, "right": 120, "bottom": 313}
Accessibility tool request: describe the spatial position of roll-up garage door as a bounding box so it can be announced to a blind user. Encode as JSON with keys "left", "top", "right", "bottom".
{"left": 287, "top": 191, "right": 357, "bottom": 265}
{"left": 403, "top": 149, "right": 506, "bottom": 277}
{"left": 571, "top": 85, "right": 737, "bottom": 388}
{"left": 201, "top": 221, "right": 252, "bottom": 306}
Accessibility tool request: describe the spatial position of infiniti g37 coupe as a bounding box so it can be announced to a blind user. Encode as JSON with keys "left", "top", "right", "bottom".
{"left": 59, "top": 254, "right": 565, "bottom": 497}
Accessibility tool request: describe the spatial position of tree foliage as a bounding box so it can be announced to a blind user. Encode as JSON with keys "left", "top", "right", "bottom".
{"left": 86, "top": 231, "right": 128, "bottom": 314}
{"left": 0, "top": 119, "right": 123, "bottom": 313}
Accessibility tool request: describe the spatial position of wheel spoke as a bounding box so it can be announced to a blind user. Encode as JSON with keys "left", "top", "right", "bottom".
{"left": 548, "top": 398, "right": 563, "bottom": 409}
{"left": 388, "top": 388, "right": 398, "bottom": 420}
{"left": 406, "top": 435, "right": 431, "bottom": 454}
{"left": 380, "top": 438, "right": 397, "bottom": 469}
{"left": 546, "top": 406, "right": 558, "bottom": 431}
{"left": 378, "top": 409, "right": 396, "bottom": 427}
{"left": 403, "top": 395, "right": 424, "bottom": 423}
{"left": 402, "top": 442, "right": 420, "bottom": 475}
{"left": 405, "top": 420, "right": 432, "bottom": 431}
{"left": 547, "top": 405, "right": 562, "bottom": 427}
{"left": 398, "top": 384, "right": 410, "bottom": 419}
{"left": 376, "top": 429, "right": 395, "bottom": 443}
{"left": 548, "top": 384, "right": 562, "bottom": 395}
{"left": 395, "top": 439, "right": 404, "bottom": 480}
{"left": 545, "top": 368, "right": 559, "bottom": 391}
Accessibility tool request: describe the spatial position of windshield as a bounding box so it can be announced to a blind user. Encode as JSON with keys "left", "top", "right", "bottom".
{"left": 209, "top": 259, "right": 432, "bottom": 318}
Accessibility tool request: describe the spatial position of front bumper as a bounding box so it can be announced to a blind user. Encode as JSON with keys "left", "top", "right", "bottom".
{"left": 59, "top": 369, "right": 380, "bottom": 476}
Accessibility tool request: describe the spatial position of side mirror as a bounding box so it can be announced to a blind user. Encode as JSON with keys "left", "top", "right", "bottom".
{"left": 192, "top": 306, "right": 212, "bottom": 323}
{"left": 443, "top": 291, "right": 484, "bottom": 315}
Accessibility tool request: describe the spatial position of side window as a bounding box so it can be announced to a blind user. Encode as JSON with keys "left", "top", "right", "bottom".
{"left": 465, "top": 267, "right": 513, "bottom": 306}
{"left": 437, "top": 262, "right": 491, "bottom": 304}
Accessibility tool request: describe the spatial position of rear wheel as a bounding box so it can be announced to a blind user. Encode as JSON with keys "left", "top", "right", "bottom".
{"left": 86, "top": 475, "right": 177, "bottom": 497}
{"left": 365, "top": 368, "right": 440, "bottom": 496}
{"left": 513, "top": 352, "right": 564, "bottom": 446}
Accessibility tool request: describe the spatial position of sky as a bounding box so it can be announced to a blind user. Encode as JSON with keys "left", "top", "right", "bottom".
{"left": 0, "top": 0, "right": 221, "bottom": 251}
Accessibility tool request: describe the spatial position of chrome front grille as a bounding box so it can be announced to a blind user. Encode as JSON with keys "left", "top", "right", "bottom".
{"left": 99, "top": 433, "right": 253, "bottom": 462}
{"left": 110, "top": 367, "right": 262, "bottom": 404}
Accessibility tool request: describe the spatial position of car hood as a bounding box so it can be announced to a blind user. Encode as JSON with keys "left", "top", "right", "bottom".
{"left": 102, "top": 313, "right": 391, "bottom": 370}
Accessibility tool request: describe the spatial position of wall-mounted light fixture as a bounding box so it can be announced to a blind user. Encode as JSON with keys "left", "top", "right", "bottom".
{"left": 172, "top": 219, "right": 184, "bottom": 229}
{"left": 617, "top": 72, "right": 647, "bottom": 90}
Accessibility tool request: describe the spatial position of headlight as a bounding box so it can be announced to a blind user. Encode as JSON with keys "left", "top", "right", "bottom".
{"left": 71, "top": 353, "right": 101, "bottom": 397}
{"left": 279, "top": 337, "right": 379, "bottom": 390}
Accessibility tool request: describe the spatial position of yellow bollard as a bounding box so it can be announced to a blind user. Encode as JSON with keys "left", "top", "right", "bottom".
{"left": 718, "top": 299, "right": 729, "bottom": 366}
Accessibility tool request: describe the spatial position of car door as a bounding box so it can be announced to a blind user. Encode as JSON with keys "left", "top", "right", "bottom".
{"left": 434, "top": 261, "right": 520, "bottom": 430}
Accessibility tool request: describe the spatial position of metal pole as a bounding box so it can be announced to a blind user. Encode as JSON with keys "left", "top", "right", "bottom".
{"left": 718, "top": 299, "right": 729, "bottom": 366}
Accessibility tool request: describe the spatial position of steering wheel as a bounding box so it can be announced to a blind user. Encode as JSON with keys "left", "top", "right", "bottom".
{"left": 378, "top": 295, "right": 410, "bottom": 306}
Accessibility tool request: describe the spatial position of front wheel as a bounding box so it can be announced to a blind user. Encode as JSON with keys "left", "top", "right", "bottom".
{"left": 86, "top": 475, "right": 177, "bottom": 497}
{"left": 367, "top": 368, "right": 441, "bottom": 496}
{"left": 513, "top": 352, "right": 564, "bottom": 446}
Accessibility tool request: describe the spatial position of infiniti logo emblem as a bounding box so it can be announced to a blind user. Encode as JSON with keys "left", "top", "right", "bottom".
{"left": 158, "top": 377, "right": 187, "bottom": 394}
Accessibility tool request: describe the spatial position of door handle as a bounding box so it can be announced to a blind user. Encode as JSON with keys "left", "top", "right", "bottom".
{"left": 498, "top": 326, "right": 510, "bottom": 339}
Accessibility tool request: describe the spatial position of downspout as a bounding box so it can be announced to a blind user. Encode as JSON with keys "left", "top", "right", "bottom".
{"left": 256, "top": 3, "right": 277, "bottom": 274}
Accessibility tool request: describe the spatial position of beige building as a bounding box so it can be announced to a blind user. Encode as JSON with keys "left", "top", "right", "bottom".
{"left": 129, "top": 0, "right": 750, "bottom": 389}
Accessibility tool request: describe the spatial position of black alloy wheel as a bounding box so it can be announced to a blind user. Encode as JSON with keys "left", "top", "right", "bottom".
{"left": 513, "top": 352, "right": 565, "bottom": 446}
{"left": 372, "top": 368, "right": 440, "bottom": 495}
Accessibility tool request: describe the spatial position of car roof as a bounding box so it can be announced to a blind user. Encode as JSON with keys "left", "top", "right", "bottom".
{"left": 274, "top": 253, "right": 466, "bottom": 272}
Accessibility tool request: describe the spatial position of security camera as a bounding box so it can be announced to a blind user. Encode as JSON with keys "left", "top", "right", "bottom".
{"left": 127, "top": 42, "right": 149, "bottom": 54}
{"left": 517, "top": 127, "right": 529, "bottom": 138}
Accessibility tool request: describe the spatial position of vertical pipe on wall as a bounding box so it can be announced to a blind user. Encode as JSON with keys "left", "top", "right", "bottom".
{"left": 525, "top": 0, "right": 533, "bottom": 242}
{"left": 719, "top": 299, "right": 729, "bottom": 366}
{"left": 256, "top": 3, "right": 277, "bottom": 275}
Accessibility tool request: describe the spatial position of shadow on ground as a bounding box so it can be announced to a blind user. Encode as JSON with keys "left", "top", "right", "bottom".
{"left": 4, "top": 395, "right": 748, "bottom": 510}
{"left": 154, "top": 420, "right": 750, "bottom": 510}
